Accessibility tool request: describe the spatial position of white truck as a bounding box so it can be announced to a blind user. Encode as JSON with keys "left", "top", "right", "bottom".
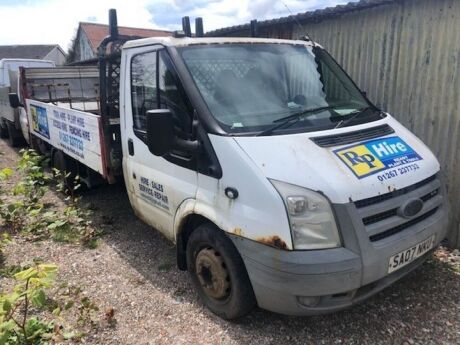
{"left": 6, "top": 10, "right": 448, "bottom": 319}
{"left": 0, "top": 58, "right": 55, "bottom": 146}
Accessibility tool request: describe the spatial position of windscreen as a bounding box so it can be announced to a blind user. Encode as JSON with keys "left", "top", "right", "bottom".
{"left": 180, "top": 43, "right": 375, "bottom": 134}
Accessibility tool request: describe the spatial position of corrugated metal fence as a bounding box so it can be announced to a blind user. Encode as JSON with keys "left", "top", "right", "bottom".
{"left": 295, "top": 0, "right": 460, "bottom": 246}
{"left": 212, "top": 0, "right": 460, "bottom": 246}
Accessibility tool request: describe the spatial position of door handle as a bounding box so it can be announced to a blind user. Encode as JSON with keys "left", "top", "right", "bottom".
{"left": 128, "top": 139, "right": 134, "bottom": 156}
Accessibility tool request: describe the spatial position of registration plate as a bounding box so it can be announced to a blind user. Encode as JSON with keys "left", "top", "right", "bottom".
{"left": 388, "top": 235, "right": 435, "bottom": 273}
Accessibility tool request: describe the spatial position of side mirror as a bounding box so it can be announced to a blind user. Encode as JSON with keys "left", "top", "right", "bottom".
{"left": 146, "top": 108, "right": 200, "bottom": 157}
{"left": 9, "top": 93, "right": 22, "bottom": 108}
{"left": 146, "top": 109, "right": 175, "bottom": 156}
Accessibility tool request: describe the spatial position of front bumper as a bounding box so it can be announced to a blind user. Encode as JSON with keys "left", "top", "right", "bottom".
{"left": 229, "top": 196, "right": 448, "bottom": 316}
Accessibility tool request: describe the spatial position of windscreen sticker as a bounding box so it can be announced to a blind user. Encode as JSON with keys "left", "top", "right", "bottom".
{"left": 333, "top": 136, "right": 423, "bottom": 179}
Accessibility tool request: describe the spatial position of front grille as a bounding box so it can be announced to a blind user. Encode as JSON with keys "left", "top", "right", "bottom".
{"left": 362, "top": 188, "right": 440, "bottom": 226}
{"left": 354, "top": 175, "right": 442, "bottom": 242}
{"left": 369, "top": 207, "right": 439, "bottom": 242}
{"left": 363, "top": 208, "right": 397, "bottom": 225}
{"left": 311, "top": 124, "right": 394, "bottom": 148}
{"left": 355, "top": 174, "right": 437, "bottom": 208}
{"left": 421, "top": 189, "right": 439, "bottom": 202}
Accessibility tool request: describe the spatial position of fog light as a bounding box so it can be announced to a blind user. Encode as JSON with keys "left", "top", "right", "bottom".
{"left": 297, "top": 296, "right": 321, "bottom": 307}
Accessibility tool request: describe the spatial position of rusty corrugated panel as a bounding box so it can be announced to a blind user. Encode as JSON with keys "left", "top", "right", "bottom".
{"left": 292, "top": 0, "right": 460, "bottom": 246}
{"left": 206, "top": 0, "right": 399, "bottom": 37}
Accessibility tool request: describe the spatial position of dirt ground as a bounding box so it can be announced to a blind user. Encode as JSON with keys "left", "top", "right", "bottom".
{"left": 1, "top": 139, "right": 459, "bottom": 345}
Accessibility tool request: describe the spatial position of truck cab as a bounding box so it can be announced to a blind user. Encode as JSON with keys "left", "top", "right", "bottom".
{"left": 0, "top": 58, "right": 55, "bottom": 145}
{"left": 119, "top": 36, "right": 448, "bottom": 318}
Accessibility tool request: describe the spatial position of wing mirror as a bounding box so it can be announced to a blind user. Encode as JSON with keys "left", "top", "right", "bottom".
{"left": 146, "top": 109, "right": 199, "bottom": 156}
{"left": 9, "top": 93, "right": 22, "bottom": 108}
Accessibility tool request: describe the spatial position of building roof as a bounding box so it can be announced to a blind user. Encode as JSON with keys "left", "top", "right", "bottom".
{"left": 0, "top": 45, "right": 62, "bottom": 60}
{"left": 79, "top": 22, "right": 172, "bottom": 52}
{"left": 207, "top": 0, "right": 397, "bottom": 36}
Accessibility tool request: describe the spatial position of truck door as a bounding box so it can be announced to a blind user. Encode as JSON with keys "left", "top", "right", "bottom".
{"left": 122, "top": 47, "right": 198, "bottom": 240}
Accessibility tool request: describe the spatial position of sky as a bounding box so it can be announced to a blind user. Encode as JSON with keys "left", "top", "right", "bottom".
{"left": 0, "top": 0, "right": 353, "bottom": 52}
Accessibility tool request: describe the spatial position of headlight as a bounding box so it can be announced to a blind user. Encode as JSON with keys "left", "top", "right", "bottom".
{"left": 271, "top": 180, "right": 341, "bottom": 250}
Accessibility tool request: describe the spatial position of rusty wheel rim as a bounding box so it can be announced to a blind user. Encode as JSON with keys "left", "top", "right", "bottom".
{"left": 195, "top": 248, "right": 231, "bottom": 300}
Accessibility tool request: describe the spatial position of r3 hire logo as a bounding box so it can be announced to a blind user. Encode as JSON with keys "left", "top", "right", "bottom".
{"left": 334, "top": 136, "right": 423, "bottom": 178}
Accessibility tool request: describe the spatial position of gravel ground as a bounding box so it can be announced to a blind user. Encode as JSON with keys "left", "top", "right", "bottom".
{"left": 1, "top": 139, "right": 459, "bottom": 345}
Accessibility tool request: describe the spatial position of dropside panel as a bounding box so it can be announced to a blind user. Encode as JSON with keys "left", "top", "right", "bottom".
{"left": 25, "top": 99, "right": 107, "bottom": 176}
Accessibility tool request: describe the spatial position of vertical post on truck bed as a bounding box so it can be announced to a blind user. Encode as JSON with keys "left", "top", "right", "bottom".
{"left": 250, "top": 20, "right": 258, "bottom": 38}
{"left": 97, "top": 9, "right": 140, "bottom": 184}
{"left": 182, "top": 16, "right": 192, "bottom": 37}
{"left": 109, "top": 9, "right": 119, "bottom": 38}
{"left": 97, "top": 9, "right": 119, "bottom": 183}
{"left": 195, "top": 18, "right": 204, "bottom": 37}
{"left": 98, "top": 9, "right": 119, "bottom": 119}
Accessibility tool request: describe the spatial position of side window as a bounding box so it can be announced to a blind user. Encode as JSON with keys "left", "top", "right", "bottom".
{"left": 131, "top": 51, "right": 157, "bottom": 132}
{"left": 158, "top": 50, "right": 192, "bottom": 137}
{"left": 130, "top": 49, "right": 194, "bottom": 164}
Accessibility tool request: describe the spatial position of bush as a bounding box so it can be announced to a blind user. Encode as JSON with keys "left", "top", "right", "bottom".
{"left": 0, "top": 264, "right": 57, "bottom": 344}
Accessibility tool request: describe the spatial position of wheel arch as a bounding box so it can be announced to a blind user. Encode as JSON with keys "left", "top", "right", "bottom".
{"left": 175, "top": 212, "right": 213, "bottom": 270}
{"left": 174, "top": 198, "right": 238, "bottom": 270}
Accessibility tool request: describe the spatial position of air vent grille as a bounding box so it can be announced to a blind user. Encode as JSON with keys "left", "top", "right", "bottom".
{"left": 311, "top": 124, "right": 394, "bottom": 148}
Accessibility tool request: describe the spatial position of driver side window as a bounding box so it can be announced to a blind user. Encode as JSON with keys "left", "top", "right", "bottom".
{"left": 130, "top": 49, "right": 193, "bottom": 160}
{"left": 131, "top": 50, "right": 157, "bottom": 133}
{"left": 158, "top": 50, "right": 192, "bottom": 139}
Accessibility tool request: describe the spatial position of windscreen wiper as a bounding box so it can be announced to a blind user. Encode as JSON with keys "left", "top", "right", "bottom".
{"left": 333, "top": 107, "right": 373, "bottom": 129}
{"left": 256, "top": 105, "right": 336, "bottom": 137}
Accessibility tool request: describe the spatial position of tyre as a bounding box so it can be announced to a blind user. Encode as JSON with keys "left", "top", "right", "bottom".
{"left": 52, "top": 149, "right": 83, "bottom": 191}
{"left": 52, "top": 149, "right": 73, "bottom": 185}
{"left": 52, "top": 149, "right": 68, "bottom": 172}
{"left": 6, "top": 121, "right": 23, "bottom": 147}
{"left": 35, "top": 137, "right": 51, "bottom": 156}
{"left": 0, "top": 121, "right": 8, "bottom": 139}
{"left": 186, "top": 223, "right": 256, "bottom": 320}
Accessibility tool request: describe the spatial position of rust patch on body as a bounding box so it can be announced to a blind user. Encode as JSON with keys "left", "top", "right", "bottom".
{"left": 388, "top": 185, "right": 397, "bottom": 192}
{"left": 256, "top": 236, "right": 288, "bottom": 250}
{"left": 232, "top": 227, "right": 243, "bottom": 236}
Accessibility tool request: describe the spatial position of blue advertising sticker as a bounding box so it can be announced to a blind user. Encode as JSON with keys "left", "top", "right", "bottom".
{"left": 334, "top": 136, "right": 423, "bottom": 179}
{"left": 30, "top": 105, "right": 50, "bottom": 139}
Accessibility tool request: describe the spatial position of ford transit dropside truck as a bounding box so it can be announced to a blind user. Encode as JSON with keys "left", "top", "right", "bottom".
{"left": 6, "top": 10, "right": 448, "bottom": 319}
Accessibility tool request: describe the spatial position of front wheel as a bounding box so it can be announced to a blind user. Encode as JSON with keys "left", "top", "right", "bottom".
{"left": 186, "top": 223, "right": 256, "bottom": 320}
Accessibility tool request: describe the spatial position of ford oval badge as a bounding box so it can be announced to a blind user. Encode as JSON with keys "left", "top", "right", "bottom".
{"left": 398, "top": 198, "right": 424, "bottom": 218}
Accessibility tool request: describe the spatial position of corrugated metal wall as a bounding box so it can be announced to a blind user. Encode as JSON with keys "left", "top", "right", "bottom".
{"left": 215, "top": 0, "right": 460, "bottom": 245}
{"left": 292, "top": 0, "right": 460, "bottom": 245}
